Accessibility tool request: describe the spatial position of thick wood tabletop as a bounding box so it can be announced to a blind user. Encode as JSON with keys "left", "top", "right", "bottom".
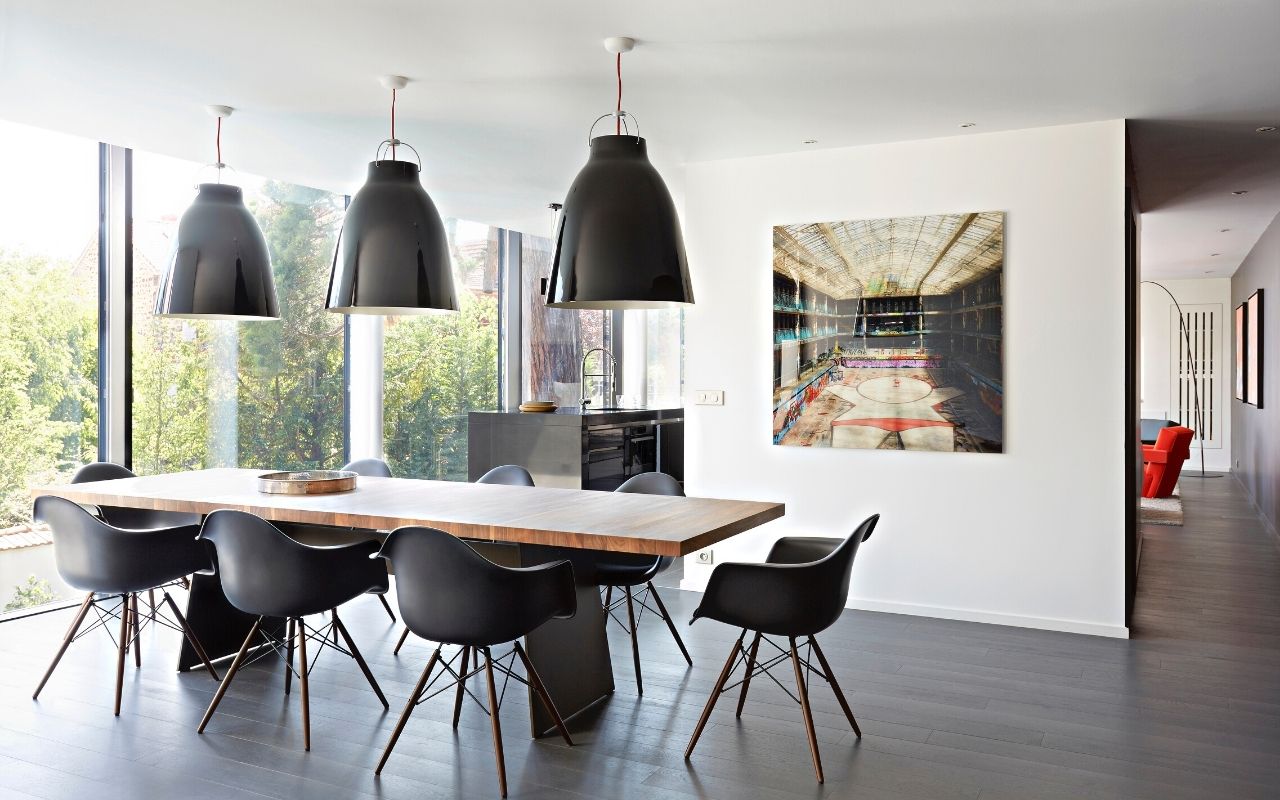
{"left": 33, "top": 468, "right": 784, "bottom": 557}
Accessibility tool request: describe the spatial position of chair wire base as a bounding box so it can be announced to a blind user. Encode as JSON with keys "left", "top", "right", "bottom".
{"left": 32, "top": 581, "right": 218, "bottom": 716}
{"left": 684, "top": 629, "right": 861, "bottom": 784}
{"left": 375, "top": 641, "right": 573, "bottom": 798}
{"left": 600, "top": 580, "right": 693, "bottom": 695}
{"left": 196, "top": 608, "right": 388, "bottom": 751}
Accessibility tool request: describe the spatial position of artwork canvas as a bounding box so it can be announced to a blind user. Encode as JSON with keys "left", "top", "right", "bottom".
{"left": 1235, "top": 302, "right": 1246, "bottom": 402}
{"left": 772, "top": 211, "right": 1004, "bottom": 452}
{"left": 1247, "top": 289, "right": 1264, "bottom": 408}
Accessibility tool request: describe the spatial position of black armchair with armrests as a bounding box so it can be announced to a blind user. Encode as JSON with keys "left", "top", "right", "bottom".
{"left": 684, "top": 513, "right": 878, "bottom": 784}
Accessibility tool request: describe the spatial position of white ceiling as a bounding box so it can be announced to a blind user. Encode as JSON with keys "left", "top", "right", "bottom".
{"left": 1, "top": 0, "right": 1278, "bottom": 261}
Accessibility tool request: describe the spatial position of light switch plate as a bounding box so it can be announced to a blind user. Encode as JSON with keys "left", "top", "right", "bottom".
{"left": 694, "top": 389, "right": 724, "bottom": 406}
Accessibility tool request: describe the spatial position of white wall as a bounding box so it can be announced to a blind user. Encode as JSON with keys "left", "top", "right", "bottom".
{"left": 680, "top": 120, "right": 1129, "bottom": 638}
{"left": 1139, "top": 278, "right": 1231, "bottom": 471}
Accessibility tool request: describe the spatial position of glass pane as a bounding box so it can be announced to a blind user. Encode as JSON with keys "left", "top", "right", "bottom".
{"left": 383, "top": 220, "right": 500, "bottom": 480}
{"left": 521, "top": 232, "right": 608, "bottom": 408}
{"left": 0, "top": 120, "right": 98, "bottom": 615}
{"left": 646, "top": 307, "right": 684, "bottom": 407}
{"left": 131, "top": 152, "right": 345, "bottom": 473}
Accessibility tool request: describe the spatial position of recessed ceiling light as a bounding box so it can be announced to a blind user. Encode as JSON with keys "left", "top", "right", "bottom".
{"left": 959, "top": 123, "right": 976, "bottom": 128}
{"left": 1231, "top": 190, "right": 1249, "bottom": 196}
{"left": 1257, "top": 126, "right": 1277, "bottom": 133}
{"left": 802, "top": 139, "right": 818, "bottom": 145}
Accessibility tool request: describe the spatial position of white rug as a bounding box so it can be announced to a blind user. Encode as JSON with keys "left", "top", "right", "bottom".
{"left": 1140, "top": 485, "right": 1183, "bottom": 526}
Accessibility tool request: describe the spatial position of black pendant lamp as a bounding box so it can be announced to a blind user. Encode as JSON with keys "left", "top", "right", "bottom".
{"left": 155, "top": 105, "right": 279, "bottom": 320}
{"left": 327, "top": 76, "right": 457, "bottom": 315}
{"left": 545, "top": 37, "right": 693, "bottom": 309}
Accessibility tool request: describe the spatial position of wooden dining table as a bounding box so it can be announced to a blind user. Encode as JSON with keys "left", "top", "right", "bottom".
{"left": 34, "top": 468, "right": 784, "bottom": 735}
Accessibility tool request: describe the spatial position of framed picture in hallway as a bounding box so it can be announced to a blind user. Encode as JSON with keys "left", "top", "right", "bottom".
{"left": 1247, "top": 289, "right": 1264, "bottom": 408}
{"left": 771, "top": 211, "right": 1004, "bottom": 453}
{"left": 1236, "top": 302, "right": 1246, "bottom": 402}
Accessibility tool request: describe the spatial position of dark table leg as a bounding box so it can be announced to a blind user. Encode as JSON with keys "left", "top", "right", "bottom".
{"left": 176, "top": 572, "right": 283, "bottom": 671}
{"left": 518, "top": 544, "right": 615, "bottom": 738}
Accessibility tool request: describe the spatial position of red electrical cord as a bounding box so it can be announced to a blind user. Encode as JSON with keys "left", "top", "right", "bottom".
{"left": 616, "top": 53, "right": 622, "bottom": 134}
{"left": 391, "top": 88, "right": 397, "bottom": 160}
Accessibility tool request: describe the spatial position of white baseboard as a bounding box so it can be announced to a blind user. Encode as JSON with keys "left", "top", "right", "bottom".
{"left": 678, "top": 576, "right": 1129, "bottom": 639}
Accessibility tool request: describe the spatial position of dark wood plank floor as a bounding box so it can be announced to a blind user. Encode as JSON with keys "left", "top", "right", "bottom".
{"left": 2, "top": 475, "right": 1278, "bottom": 799}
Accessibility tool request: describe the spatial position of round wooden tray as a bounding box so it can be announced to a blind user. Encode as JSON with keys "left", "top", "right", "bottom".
{"left": 257, "top": 470, "right": 358, "bottom": 495}
{"left": 519, "top": 401, "right": 558, "bottom": 413}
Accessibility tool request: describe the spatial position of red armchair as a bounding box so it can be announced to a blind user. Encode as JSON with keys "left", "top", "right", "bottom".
{"left": 1142, "top": 426, "right": 1194, "bottom": 498}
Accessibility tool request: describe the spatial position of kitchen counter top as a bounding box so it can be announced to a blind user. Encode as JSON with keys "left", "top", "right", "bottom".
{"left": 470, "top": 406, "right": 684, "bottom": 426}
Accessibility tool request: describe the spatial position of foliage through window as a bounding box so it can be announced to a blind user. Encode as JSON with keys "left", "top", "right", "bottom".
{"left": 0, "top": 120, "right": 99, "bottom": 613}
{"left": 131, "top": 155, "right": 345, "bottom": 474}
{"left": 383, "top": 221, "right": 500, "bottom": 480}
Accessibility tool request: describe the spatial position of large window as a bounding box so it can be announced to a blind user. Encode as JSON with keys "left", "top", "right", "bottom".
{"left": 383, "top": 221, "right": 501, "bottom": 480}
{"left": 131, "top": 153, "right": 345, "bottom": 473}
{"left": 0, "top": 121, "right": 99, "bottom": 613}
{"left": 521, "top": 232, "right": 608, "bottom": 407}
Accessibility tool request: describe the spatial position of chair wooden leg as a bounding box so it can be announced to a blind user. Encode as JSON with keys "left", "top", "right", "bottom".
{"left": 284, "top": 617, "right": 297, "bottom": 695}
{"left": 298, "top": 617, "right": 311, "bottom": 751}
{"left": 393, "top": 626, "right": 412, "bottom": 655}
{"left": 685, "top": 632, "right": 744, "bottom": 759}
{"left": 809, "top": 636, "right": 860, "bottom": 737}
{"left": 624, "top": 586, "right": 643, "bottom": 695}
{"left": 162, "top": 592, "right": 220, "bottom": 681}
{"left": 33, "top": 592, "right": 94, "bottom": 700}
{"left": 790, "top": 637, "right": 824, "bottom": 784}
{"left": 648, "top": 582, "right": 693, "bottom": 666}
{"left": 148, "top": 588, "right": 158, "bottom": 618}
{"left": 332, "top": 608, "right": 389, "bottom": 708}
{"left": 482, "top": 647, "right": 508, "bottom": 798}
{"left": 114, "top": 595, "right": 130, "bottom": 716}
{"left": 130, "top": 594, "right": 142, "bottom": 668}
{"left": 377, "top": 593, "right": 397, "bottom": 622}
{"left": 514, "top": 641, "right": 573, "bottom": 746}
{"left": 603, "top": 585, "right": 612, "bottom": 611}
{"left": 376, "top": 647, "right": 439, "bottom": 775}
{"left": 198, "top": 617, "right": 262, "bottom": 733}
{"left": 736, "top": 631, "right": 762, "bottom": 717}
{"left": 452, "top": 646, "right": 470, "bottom": 729}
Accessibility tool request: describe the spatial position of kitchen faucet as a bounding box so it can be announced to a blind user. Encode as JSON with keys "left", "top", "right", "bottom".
{"left": 580, "top": 347, "right": 618, "bottom": 409}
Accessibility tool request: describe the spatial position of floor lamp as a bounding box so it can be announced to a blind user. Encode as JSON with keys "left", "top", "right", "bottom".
{"left": 1141, "top": 280, "right": 1218, "bottom": 478}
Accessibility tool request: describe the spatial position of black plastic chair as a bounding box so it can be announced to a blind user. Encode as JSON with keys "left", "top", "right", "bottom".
{"left": 31, "top": 496, "right": 220, "bottom": 716}
{"left": 70, "top": 462, "right": 201, "bottom": 529}
{"left": 342, "top": 457, "right": 393, "bottom": 478}
{"left": 376, "top": 526, "right": 576, "bottom": 797}
{"left": 195, "top": 510, "right": 390, "bottom": 751}
{"left": 340, "top": 457, "right": 399, "bottom": 622}
{"left": 475, "top": 464, "right": 535, "bottom": 486}
{"left": 567, "top": 472, "right": 691, "bottom": 696}
{"left": 684, "top": 514, "right": 878, "bottom": 784}
{"left": 391, "top": 463, "right": 537, "bottom": 655}
{"left": 72, "top": 461, "right": 202, "bottom": 617}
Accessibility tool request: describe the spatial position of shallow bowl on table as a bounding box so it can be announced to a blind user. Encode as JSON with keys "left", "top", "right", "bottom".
{"left": 257, "top": 470, "right": 358, "bottom": 495}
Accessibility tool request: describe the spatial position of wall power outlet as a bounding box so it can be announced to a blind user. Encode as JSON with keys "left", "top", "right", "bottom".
{"left": 697, "top": 550, "right": 714, "bottom": 564}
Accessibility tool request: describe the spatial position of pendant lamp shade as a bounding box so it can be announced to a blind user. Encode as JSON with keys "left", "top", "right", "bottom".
{"left": 546, "top": 134, "right": 693, "bottom": 309}
{"left": 154, "top": 183, "right": 279, "bottom": 320}
{"left": 326, "top": 159, "right": 458, "bottom": 315}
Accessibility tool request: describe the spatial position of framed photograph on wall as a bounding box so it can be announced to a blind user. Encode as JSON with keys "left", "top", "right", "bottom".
{"left": 1247, "top": 289, "right": 1264, "bottom": 408}
{"left": 1236, "top": 302, "right": 1246, "bottom": 401}
{"left": 770, "top": 211, "right": 1004, "bottom": 453}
